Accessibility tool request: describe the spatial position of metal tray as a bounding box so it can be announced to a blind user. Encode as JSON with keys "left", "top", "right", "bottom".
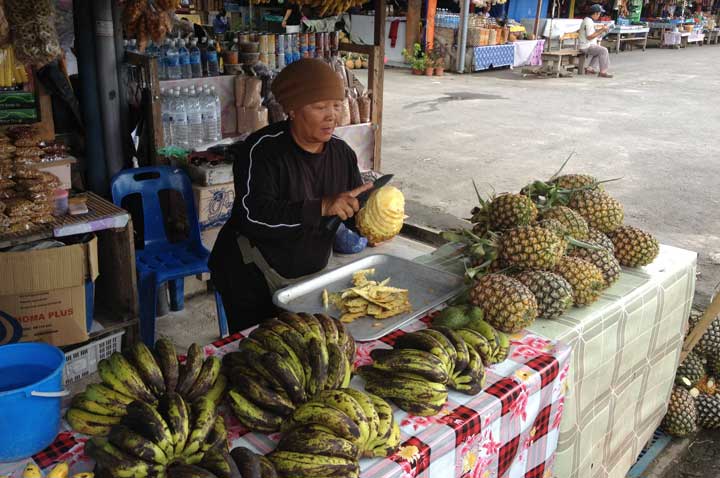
{"left": 273, "top": 254, "right": 465, "bottom": 341}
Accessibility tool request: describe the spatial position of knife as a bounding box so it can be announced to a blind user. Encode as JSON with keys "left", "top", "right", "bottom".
{"left": 324, "top": 174, "right": 394, "bottom": 232}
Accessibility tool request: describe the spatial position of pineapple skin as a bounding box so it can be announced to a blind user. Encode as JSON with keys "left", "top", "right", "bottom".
{"left": 469, "top": 273, "right": 538, "bottom": 333}
{"left": 568, "top": 189, "right": 624, "bottom": 233}
{"left": 514, "top": 270, "right": 573, "bottom": 320}
{"left": 488, "top": 193, "right": 538, "bottom": 231}
{"left": 554, "top": 256, "right": 605, "bottom": 307}
{"left": 499, "top": 225, "right": 565, "bottom": 270}
{"left": 607, "top": 225, "right": 659, "bottom": 267}
{"left": 661, "top": 386, "right": 698, "bottom": 437}
{"left": 569, "top": 247, "right": 621, "bottom": 288}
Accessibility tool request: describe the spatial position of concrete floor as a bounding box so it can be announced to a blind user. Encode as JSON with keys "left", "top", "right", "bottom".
{"left": 379, "top": 45, "right": 720, "bottom": 306}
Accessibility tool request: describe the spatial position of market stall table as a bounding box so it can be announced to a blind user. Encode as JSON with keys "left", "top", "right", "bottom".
{"left": 2, "top": 317, "right": 572, "bottom": 478}
{"left": 472, "top": 44, "right": 515, "bottom": 72}
{"left": 512, "top": 40, "right": 545, "bottom": 67}
{"left": 604, "top": 25, "right": 649, "bottom": 53}
{"left": 663, "top": 30, "right": 705, "bottom": 48}
{"left": 705, "top": 28, "right": 720, "bottom": 44}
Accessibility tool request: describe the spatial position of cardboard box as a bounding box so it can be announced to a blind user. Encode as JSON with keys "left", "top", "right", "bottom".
{"left": 193, "top": 182, "right": 235, "bottom": 230}
{"left": 236, "top": 106, "right": 268, "bottom": 134}
{"left": 0, "top": 237, "right": 99, "bottom": 347}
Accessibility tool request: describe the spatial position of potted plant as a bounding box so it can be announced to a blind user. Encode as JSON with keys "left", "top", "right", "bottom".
{"left": 424, "top": 57, "right": 434, "bottom": 76}
{"left": 429, "top": 43, "right": 448, "bottom": 76}
{"left": 402, "top": 43, "right": 427, "bottom": 75}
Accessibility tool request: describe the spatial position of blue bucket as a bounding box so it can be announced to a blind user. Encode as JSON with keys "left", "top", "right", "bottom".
{"left": 0, "top": 342, "right": 69, "bottom": 462}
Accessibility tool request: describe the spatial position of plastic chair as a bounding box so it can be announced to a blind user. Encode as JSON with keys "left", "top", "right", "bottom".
{"left": 111, "top": 166, "right": 228, "bottom": 345}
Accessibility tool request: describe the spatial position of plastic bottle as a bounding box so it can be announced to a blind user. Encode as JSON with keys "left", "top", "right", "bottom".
{"left": 186, "top": 87, "right": 204, "bottom": 148}
{"left": 189, "top": 39, "right": 203, "bottom": 78}
{"left": 127, "top": 39, "right": 137, "bottom": 52}
{"left": 166, "top": 40, "right": 181, "bottom": 80}
{"left": 170, "top": 89, "right": 189, "bottom": 149}
{"left": 178, "top": 39, "right": 192, "bottom": 79}
{"left": 199, "top": 37, "right": 209, "bottom": 75}
{"left": 161, "top": 88, "right": 173, "bottom": 148}
{"left": 201, "top": 86, "right": 220, "bottom": 143}
{"left": 210, "top": 85, "right": 222, "bottom": 139}
{"left": 158, "top": 38, "right": 171, "bottom": 80}
{"left": 207, "top": 40, "right": 219, "bottom": 76}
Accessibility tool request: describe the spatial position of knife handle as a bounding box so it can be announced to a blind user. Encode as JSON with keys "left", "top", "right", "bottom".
{"left": 324, "top": 216, "right": 343, "bottom": 232}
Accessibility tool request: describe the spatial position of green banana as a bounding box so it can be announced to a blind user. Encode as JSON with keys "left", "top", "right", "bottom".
{"left": 185, "top": 397, "right": 217, "bottom": 455}
{"left": 268, "top": 450, "right": 358, "bottom": 477}
{"left": 230, "top": 447, "right": 262, "bottom": 478}
{"left": 237, "top": 340, "right": 285, "bottom": 391}
{"left": 231, "top": 373, "right": 294, "bottom": 416}
{"left": 72, "top": 393, "right": 123, "bottom": 417}
{"left": 277, "top": 311, "right": 314, "bottom": 339}
{"left": 394, "top": 331, "right": 453, "bottom": 375}
{"left": 260, "top": 318, "right": 310, "bottom": 364}
{"left": 109, "top": 353, "right": 157, "bottom": 403}
{"left": 201, "top": 415, "right": 228, "bottom": 453}
{"left": 85, "top": 383, "right": 134, "bottom": 408}
{"left": 371, "top": 349, "right": 450, "bottom": 384}
{"left": 123, "top": 400, "right": 174, "bottom": 457}
{"left": 306, "top": 337, "right": 329, "bottom": 397}
{"left": 158, "top": 392, "right": 190, "bottom": 456}
{"left": 205, "top": 373, "right": 227, "bottom": 406}
{"left": 367, "top": 393, "right": 393, "bottom": 448}
{"left": 323, "top": 342, "right": 347, "bottom": 390}
{"left": 250, "top": 328, "right": 305, "bottom": 389}
{"left": 108, "top": 425, "right": 168, "bottom": 464}
{"left": 334, "top": 318, "right": 356, "bottom": 366}
{"left": 311, "top": 389, "right": 369, "bottom": 446}
{"left": 228, "top": 389, "right": 283, "bottom": 433}
{"left": 183, "top": 452, "right": 204, "bottom": 465}
{"left": 456, "top": 329, "right": 494, "bottom": 365}
{"left": 84, "top": 438, "right": 156, "bottom": 478}
{"left": 315, "top": 313, "right": 339, "bottom": 345}
{"left": 166, "top": 464, "right": 218, "bottom": 478}
{"left": 154, "top": 338, "right": 180, "bottom": 393}
{"left": 433, "top": 326, "right": 470, "bottom": 374}
{"left": 298, "top": 312, "right": 326, "bottom": 343}
{"left": 66, "top": 408, "right": 121, "bottom": 436}
{"left": 262, "top": 351, "right": 306, "bottom": 404}
{"left": 176, "top": 344, "right": 203, "bottom": 396}
{"left": 129, "top": 342, "right": 166, "bottom": 397}
{"left": 186, "top": 356, "right": 221, "bottom": 402}
{"left": 494, "top": 330, "right": 510, "bottom": 363}
{"left": 342, "top": 388, "right": 379, "bottom": 451}
{"left": 98, "top": 359, "right": 136, "bottom": 398}
{"left": 283, "top": 402, "right": 361, "bottom": 444}
{"left": 392, "top": 395, "right": 447, "bottom": 416}
{"left": 258, "top": 456, "right": 278, "bottom": 478}
{"left": 221, "top": 351, "right": 245, "bottom": 374}
{"left": 451, "top": 347, "right": 486, "bottom": 395}
{"left": 363, "top": 372, "right": 448, "bottom": 403}
{"left": 199, "top": 448, "right": 231, "bottom": 478}
{"left": 278, "top": 426, "right": 359, "bottom": 460}
{"left": 415, "top": 329, "right": 457, "bottom": 371}
{"left": 372, "top": 419, "right": 401, "bottom": 457}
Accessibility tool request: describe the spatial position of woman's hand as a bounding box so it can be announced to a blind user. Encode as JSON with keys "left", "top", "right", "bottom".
{"left": 282, "top": 20, "right": 287, "bottom": 27}
{"left": 321, "top": 183, "right": 373, "bottom": 220}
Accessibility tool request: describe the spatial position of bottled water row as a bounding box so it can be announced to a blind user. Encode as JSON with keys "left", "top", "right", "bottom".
{"left": 436, "top": 10, "right": 460, "bottom": 29}
{"left": 161, "top": 85, "right": 222, "bottom": 150}
{"left": 129, "top": 37, "right": 220, "bottom": 80}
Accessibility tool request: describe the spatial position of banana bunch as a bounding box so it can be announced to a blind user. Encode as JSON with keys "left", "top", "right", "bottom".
{"left": 21, "top": 463, "right": 90, "bottom": 478}
{"left": 67, "top": 340, "right": 227, "bottom": 437}
{"left": 266, "top": 389, "right": 399, "bottom": 478}
{"left": 84, "top": 394, "right": 232, "bottom": 478}
{"left": 0, "top": 46, "right": 29, "bottom": 88}
{"left": 455, "top": 323, "right": 510, "bottom": 365}
{"left": 230, "top": 447, "right": 278, "bottom": 478}
{"left": 224, "top": 312, "right": 355, "bottom": 433}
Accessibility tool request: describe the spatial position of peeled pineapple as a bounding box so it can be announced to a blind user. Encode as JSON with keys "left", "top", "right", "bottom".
{"left": 356, "top": 186, "right": 405, "bottom": 245}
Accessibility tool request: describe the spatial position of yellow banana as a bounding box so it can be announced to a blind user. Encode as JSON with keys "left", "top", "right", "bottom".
{"left": 47, "top": 462, "right": 69, "bottom": 478}
{"left": 22, "top": 463, "right": 42, "bottom": 478}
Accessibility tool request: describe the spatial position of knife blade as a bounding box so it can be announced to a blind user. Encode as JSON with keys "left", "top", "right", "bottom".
{"left": 324, "top": 174, "right": 394, "bottom": 232}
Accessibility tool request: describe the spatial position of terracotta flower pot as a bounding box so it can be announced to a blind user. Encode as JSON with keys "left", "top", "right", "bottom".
{"left": 434, "top": 67, "right": 444, "bottom": 76}
{"left": 424, "top": 67, "right": 434, "bottom": 76}
{"left": 412, "top": 68, "right": 422, "bottom": 75}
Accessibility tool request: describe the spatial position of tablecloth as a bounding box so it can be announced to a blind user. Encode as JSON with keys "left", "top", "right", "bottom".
{"left": 512, "top": 40, "right": 545, "bottom": 67}
{"left": 1, "top": 316, "right": 572, "bottom": 478}
{"left": 472, "top": 45, "right": 515, "bottom": 71}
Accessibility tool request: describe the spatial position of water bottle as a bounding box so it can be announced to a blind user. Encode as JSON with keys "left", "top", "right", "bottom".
{"left": 186, "top": 88, "right": 204, "bottom": 148}
{"left": 199, "top": 37, "right": 209, "bottom": 75}
{"left": 207, "top": 40, "right": 219, "bottom": 76}
{"left": 166, "top": 40, "right": 181, "bottom": 80}
{"left": 189, "top": 39, "right": 203, "bottom": 78}
{"left": 201, "top": 86, "right": 220, "bottom": 143}
{"left": 127, "top": 39, "right": 137, "bottom": 52}
{"left": 158, "top": 38, "right": 171, "bottom": 80}
{"left": 178, "top": 39, "right": 192, "bottom": 79}
{"left": 170, "top": 89, "right": 189, "bottom": 149}
{"left": 161, "top": 88, "right": 174, "bottom": 148}
{"left": 210, "top": 86, "right": 222, "bottom": 139}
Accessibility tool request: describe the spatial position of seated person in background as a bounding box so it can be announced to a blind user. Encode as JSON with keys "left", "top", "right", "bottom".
{"left": 579, "top": 4, "right": 613, "bottom": 78}
{"left": 213, "top": 8, "right": 229, "bottom": 35}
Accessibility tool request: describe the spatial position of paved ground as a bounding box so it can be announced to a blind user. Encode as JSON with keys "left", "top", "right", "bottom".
{"left": 379, "top": 45, "right": 720, "bottom": 306}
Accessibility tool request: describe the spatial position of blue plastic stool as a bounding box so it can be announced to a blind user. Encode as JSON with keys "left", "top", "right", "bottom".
{"left": 111, "top": 166, "right": 228, "bottom": 345}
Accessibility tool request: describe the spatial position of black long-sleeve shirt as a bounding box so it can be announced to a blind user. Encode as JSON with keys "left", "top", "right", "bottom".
{"left": 216, "top": 121, "right": 363, "bottom": 279}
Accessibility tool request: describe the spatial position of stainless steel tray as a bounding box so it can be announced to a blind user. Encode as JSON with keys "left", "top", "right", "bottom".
{"left": 272, "top": 254, "right": 465, "bottom": 341}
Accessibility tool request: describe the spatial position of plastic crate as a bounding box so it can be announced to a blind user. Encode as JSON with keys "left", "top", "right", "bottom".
{"left": 63, "top": 331, "right": 124, "bottom": 386}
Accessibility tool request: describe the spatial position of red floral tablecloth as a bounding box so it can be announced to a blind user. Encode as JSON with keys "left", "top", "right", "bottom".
{"left": 1, "top": 315, "right": 570, "bottom": 478}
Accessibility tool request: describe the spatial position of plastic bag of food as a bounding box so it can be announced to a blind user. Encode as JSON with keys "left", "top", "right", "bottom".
{"left": 5, "top": 0, "right": 62, "bottom": 67}
{"left": 0, "top": 143, "right": 15, "bottom": 155}
{"left": 4, "top": 197, "right": 32, "bottom": 216}
{"left": 348, "top": 96, "right": 360, "bottom": 125}
{"left": 357, "top": 94, "right": 371, "bottom": 123}
{"left": 0, "top": 188, "right": 17, "bottom": 199}
{"left": 14, "top": 164, "right": 42, "bottom": 179}
{"left": 14, "top": 138, "right": 38, "bottom": 148}
{"left": 339, "top": 97, "right": 351, "bottom": 126}
{"left": 6, "top": 221, "right": 32, "bottom": 233}
{"left": 15, "top": 146, "right": 44, "bottom": 158}
{"left": 243, "top": 78, "right": 263, "bottom": 108}
{"left": 0, "top": 178, "right": 14, "bottom": 190}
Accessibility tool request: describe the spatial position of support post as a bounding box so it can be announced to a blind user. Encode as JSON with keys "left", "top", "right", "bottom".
{"left": 533, "top": 0, "right": 544, "bottom": 37}
{"left": 426, "top": 0, "right": 438, "bottom": 50}
{"left": 456, "top": 0, "right": 471, "bottom": 73}
{"left": 406, "top": 0, "right": 423, "bottom": 52}
{"left": 369, "top": 0, "right": 386, "bottom": 171}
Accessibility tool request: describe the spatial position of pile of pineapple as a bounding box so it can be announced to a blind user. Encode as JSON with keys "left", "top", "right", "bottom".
{"left": 444, "top": 166, "right": 660, "bottom": 334}
{"left": 662, "top": 312, "right": 720, "bottom": 437}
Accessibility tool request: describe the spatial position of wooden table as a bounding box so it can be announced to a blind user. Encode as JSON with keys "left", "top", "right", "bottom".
{"left": 605, "top": 26, "right": 650, "bottom": 53}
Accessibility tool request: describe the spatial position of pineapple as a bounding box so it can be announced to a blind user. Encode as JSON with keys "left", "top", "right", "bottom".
{"left": 661, "top": 386, "right": 697, "bottom": 437}
{"left": 469, "top": 274, "right": 538, "bottom": 333}
{"left": 540, "top": 205, "right": 589, "bottom": 240}
{"left": 687, "top": 312, "right": 720, "bottom": 357}
{"left": 586, "top": 228, "right": 615, "bottom": 253}
{"left": 607, "top": 225, "right": 659, "bottom": 267}
{"left": 499, "top": 225, "right": 565, "bottom": 270}
{"left": 538, "top": 218, "right": 569, "bottom": 253}
{"left": 709, "top": 355, "right": 720, "bottom": 378}
{"left": 696, "top": 376, "right": 717, "bottom": 395}
{"left": 356, "top": 186, "right": 405, "bottom": 245}
{"left": 552, "top": 174, "right": 598, "bottom": 190}
{"left": 568, "top": 247, "right": 621, "bottom": 288}
{"left": 567, "top": 189, "right": 624, "bottom": 233}
{"left": 677, "top": 352, "right": 707, "bottom": 385}
{"left": 488, "top": 193, "right": 538, "bottom": 231}
{"left": 554, "top": 256, "right": 605, "bottom": 307}
{"left": 696, "top": 393, "right": 720, "bottom": 429}
{"left": 514, "top": 271, "right": 573, "bottom": 320}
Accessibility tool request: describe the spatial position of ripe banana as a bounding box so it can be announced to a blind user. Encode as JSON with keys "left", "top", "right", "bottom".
{"left": 371, "top": 349, "right": 450, "bottom": 384}
{"left": 342, "top": 388, "right": 380, "bottom": 452}
{"left": 251, "top": 328, "right": 305, "bottom": 389}
{"left": 237, "top": 340, "right": 285, "bottom": 391}
{"left": 277, "top": 311, "right": 314, "bottom": 339}
{"left": 201, "top": 415, "right": 227, "bottom": 453}
{"left": 158, "top": 392, "right": 190, "bottom": 456}
{"left": 335, "top": 318, "right": 356, "bottom": 366}
{"left": 456, "top": 329, "right": 494, "bottom": 365}
{"left": 278, "top": 425, "right": 359, "bottom": 460}
{"left": 123, "top": 400, "right": 174, "bottom": 457}
{"left": 367, "top": 392, "right": 394, "bottom": 448}
{"left": 85, "top": 383, "right": 134, "bottom": 408}
{"left": 364, "top": 373, "right": 448, "bottom": 406}
{"left": 258, "top": 456, "right": 278, "bottom": 478}
{"left": 394, "top": 331, "right": 453, "bottom": 375}
{"left": 66, "top": 408, "right": 121, "bottom": 436}
{"left": 129, "top": 342, "right": 166, "bottom": 397}
{"left": 71, "top": 473, "right": 95, "bottom": 478}
{"left": 284, "top": 402, "right": 361, "bottom": 444}
{"left": 185, "top": 397, "right": 217, "bottom": 455}
{"left": 98, "top": 359, "right": 136, "bottom": 398}
{"left": 231, "top": 373, "right": 294, "bottom": 416}
{"left": 311, "top": 390, "right": 369, "bottom": 445}
{"left": 46, "top": 463, "right": 69, "bottom": 478}
{"left": 109, "top": 353, "right": 156, "bottom": 403}
{"left": 393, "top": 396, "right": 446, "bottom": 416}
{"left": 451, "top": 346, "right": 486, "bottom": 395}
{"left": 186, "top": 356, "right": 221, "bottom": 402}
{"left": 72, "top": 393, "right": 123, "bottom": 417}
{"left": 315, "top": 313, "right": 339, "bottom": 345}
{"left": 230, "top": 446, "right": 262, "bottom": 478}
{"left": 306, "top": 337, "right": 329, "bottom": 397}
{"left": 372, "top": 419, "right": 401, "bottom": 457}
{"left": 228, "top": 389, "right": 283, "bottom": 433}
{"left": 166, "top": 464, "right": 218, "bottom": 478}
{"left": 298, "top": 312, "right": 326, "bottom": 343}
{"left": 199, "top": 448, "right": 232, "bottom": 478}
{"left": 433, "top": 326, "right": 470, "bottom": 374}
{"left": 108, "top": 425, "right": 168, "bottom": 465}
{"left": 262, "top": 350, "right": 306, "bottom": 404}
{"left": 268, "top": 450, "right": 359, "bottom": 477}
{"left": 324, "top": 342, "right": 348, "bottom": 390}
{"left": 415, "top": 329, "right": 457, "bottom": 371}
{"left": 176, "top": 344, "right": 203, "bottom": 396}
{"left": 22, "top": 463, "right": 42, "bottom": 478}
{"left": 84, "top": 438, "right": 155, "bottom": 478}
{"left": 260, "top": 318, "right": 309, "bottom": 365}
{"left": 205, "top": 373, "right": 227, "bottom": 406}
{"left": 155, "top": 338, "right": 180, "bottom": 392}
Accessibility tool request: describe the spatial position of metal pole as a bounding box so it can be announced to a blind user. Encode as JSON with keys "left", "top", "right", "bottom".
{"left": 457, "top": 0, "right": 471, "bottom": 73}
{"left": 533, "top": 0, "right": 543, "bottom": 37}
